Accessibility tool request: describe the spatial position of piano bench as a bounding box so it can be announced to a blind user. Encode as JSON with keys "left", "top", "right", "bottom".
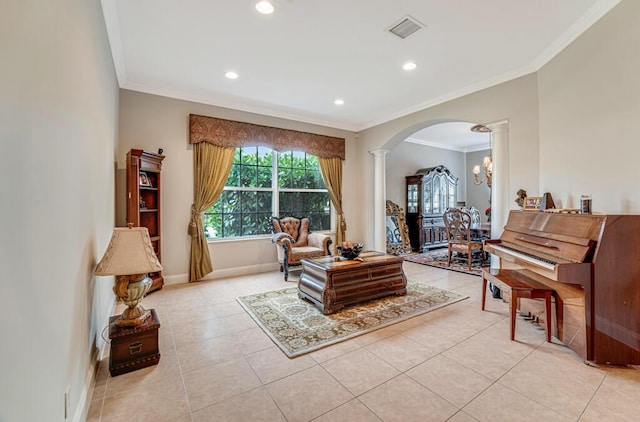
{"left": 481, "top": 269, "right": 562, "bottom": 343}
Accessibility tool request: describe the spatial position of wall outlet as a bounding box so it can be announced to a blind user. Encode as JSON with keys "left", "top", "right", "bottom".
{"left": 64, "top": 386, "right": 71, "bottom": 420}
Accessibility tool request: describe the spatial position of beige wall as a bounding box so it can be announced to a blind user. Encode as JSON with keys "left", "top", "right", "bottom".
{"left": 358, "top": 74, "right": 540, "bottom": 248}
{"left": 466, "top": 149, "right": 493, "bottom": 212}
{"left": 118, "top": 90, "right": 359, "bottom": 283}
{"left": 0, "top": 1, "right": 119, "bottom": 421}
{"left": 386, "top": 145, "right": 492, "bottom": 222}
{"left": 538, "top": 0, "right": 640, "bottom": 212}
{"left": 385, "top": 142, "right": 466, "bottom": 209}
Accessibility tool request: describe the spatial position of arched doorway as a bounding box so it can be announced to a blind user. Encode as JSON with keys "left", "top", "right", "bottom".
{"left": 369, "top": 119, "right": 509, "bottom": 254}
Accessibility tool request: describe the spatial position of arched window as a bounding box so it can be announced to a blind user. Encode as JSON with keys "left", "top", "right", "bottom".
{"left": 203, "top": 147, "right": 331, "bottom": 239}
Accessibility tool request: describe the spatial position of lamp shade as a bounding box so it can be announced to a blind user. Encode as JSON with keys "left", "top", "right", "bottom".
{"left": 95, "top": 227, "right": 162, "bottom": 276}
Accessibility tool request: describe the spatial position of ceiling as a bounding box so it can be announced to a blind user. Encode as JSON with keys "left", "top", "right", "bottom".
{"left": 408, "top": 122, "right": 491, "bottom": 152}
{"left": 102, "top": 0, "right": 617, "bottom": 136}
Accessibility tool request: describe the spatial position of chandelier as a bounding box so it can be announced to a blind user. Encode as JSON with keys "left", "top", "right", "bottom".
{"left": 473, "top": 153, "right": 493, "bottom": 188}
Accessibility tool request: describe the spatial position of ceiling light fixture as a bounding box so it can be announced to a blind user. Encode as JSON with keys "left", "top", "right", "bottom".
{"left": 225, "top": 71, "right": 239, "bottom": 79}
{"left": 334, "top": 99, "right": 344, "bottom": 105}
{"left": 255, "top": 1, "right": 274, "bottom": 15}
{"left": 403, "top": 61, "right": 417, "bottom": 71}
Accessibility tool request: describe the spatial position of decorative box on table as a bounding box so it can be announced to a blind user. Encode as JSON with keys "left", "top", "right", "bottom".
{"left": 108, "top": 308, "right": 161, "bottom": 376}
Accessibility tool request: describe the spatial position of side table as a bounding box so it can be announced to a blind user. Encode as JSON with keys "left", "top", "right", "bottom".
{"left": 109, "top": 308, "right": 161, "bottom": 376}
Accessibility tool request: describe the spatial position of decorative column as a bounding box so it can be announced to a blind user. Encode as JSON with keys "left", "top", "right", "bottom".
{"left": 486, "top": 120, "right": 509, "bottom": 268}
{"left": 370, "top": 149, "right": 389, "bottom": 252}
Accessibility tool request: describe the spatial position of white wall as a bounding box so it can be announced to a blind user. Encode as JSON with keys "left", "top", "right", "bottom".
{"left": 0, "top": 1, "right": 119, "bottom": 421}
{"left": 385, "top": 142, "right": 466, "bottom": 209}
{"left": 118, "top": 90, "right": 359, "bottom": 283}
{"left": 538, "top": 0, "right": 640, "bottom": 213}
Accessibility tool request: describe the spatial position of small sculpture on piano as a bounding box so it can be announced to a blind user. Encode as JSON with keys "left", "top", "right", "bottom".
{"left": 515, "top": 189, "right": 527, "bottom": 208}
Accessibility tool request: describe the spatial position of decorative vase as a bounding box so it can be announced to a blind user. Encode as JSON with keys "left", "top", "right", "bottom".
{"left": 337, "top": 243, "right": 364, "bottom": 260}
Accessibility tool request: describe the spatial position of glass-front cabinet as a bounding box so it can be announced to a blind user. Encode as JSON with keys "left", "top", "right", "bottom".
{"left": 407, "top": 184, "right": 419, "bottom": 213}
{"left": 405, "top": 165, "right": 458, "bottom": 251}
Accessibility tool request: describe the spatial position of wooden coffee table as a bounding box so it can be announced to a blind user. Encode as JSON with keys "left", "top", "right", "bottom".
{"left": 298, "top": 251, "right": 407, "bottom": 314}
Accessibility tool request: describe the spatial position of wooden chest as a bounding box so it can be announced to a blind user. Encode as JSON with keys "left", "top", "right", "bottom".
{"left": 298, "top": 251, "right": 407, "bottom": 314}
{"left": 109, "top": 308, "right": 161, "bottom": 376}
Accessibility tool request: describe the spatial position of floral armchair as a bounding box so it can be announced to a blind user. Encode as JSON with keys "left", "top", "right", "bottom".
{"left": 271, "top": 216, "right": 332, "bottom": 281}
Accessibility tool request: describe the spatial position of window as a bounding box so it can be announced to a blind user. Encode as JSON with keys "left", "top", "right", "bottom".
{"left": 203, "top": 147, "right": 331, "bottom": 239}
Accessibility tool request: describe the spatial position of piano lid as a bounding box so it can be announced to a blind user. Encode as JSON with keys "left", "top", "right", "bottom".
{"left": 495, "top": 211, "right": 606, "bottom": 264}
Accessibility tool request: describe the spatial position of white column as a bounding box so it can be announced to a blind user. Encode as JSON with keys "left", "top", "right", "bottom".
{"left": 370, "top": 149, "right": 389, "bottom": 252}
{"left": 486, "top": 120, "right": 509, "bottom": 268}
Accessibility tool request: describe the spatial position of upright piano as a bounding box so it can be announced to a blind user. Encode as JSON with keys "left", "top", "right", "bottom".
{"left": 484, "top": 210, "right": 640, "bottom": 365}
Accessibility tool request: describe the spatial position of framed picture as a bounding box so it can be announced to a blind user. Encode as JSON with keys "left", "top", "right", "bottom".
{"left": 139, "top": 172, "right": 152, "bottom": 187}
{"left": 523, "top": 196, "right": 542, "bottom": 211}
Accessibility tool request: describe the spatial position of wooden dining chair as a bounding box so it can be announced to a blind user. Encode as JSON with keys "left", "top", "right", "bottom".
{"left": 443, "top": 208, "right": 485, "bottom": 270}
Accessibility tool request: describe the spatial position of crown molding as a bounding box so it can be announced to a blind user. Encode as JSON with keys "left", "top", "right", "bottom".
{"left": 120, "top": 81, "right": 360, "bottom": 132}
{"left": 530, "top": 0, "right": 621, "bottom": 71}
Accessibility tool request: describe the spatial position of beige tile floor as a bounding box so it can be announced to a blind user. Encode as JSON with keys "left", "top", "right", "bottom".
{"left": 88, "top": 262, "right": 640, "bottom": 421}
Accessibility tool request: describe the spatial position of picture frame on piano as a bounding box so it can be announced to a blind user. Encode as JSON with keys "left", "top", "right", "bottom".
{"left": 523, "top": 196, "right": 543, "bottom": 211}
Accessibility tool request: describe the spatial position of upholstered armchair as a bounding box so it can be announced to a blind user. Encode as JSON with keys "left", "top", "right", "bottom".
{"left": 271, "top": 216, "right": 332, "bottom": 281}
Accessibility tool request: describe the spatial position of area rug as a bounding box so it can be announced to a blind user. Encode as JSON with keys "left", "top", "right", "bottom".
{"left": 402, "top": 248, "right": 489, "bottom": 276}
{"left": 236, "top": 280, "right": 467, "bottom": 358}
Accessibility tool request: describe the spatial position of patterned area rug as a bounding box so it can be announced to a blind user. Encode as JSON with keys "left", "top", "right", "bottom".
{"left": 402, "top": 248, "right": 489, "bottom": 276}
{"left": 237, "top": 280, "right": 467, "bottom": 358}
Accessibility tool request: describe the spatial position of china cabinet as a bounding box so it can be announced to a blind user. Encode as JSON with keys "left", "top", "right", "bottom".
{"left": 405, "top": 165, "right": 458, "bottom": 251}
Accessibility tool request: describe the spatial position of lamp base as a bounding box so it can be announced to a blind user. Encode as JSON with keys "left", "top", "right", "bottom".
{"left": 115, "top": 305, "right": 151, "bottom": 327}
{"left": 114, "top": 273, "right": 153, "bottom": 327}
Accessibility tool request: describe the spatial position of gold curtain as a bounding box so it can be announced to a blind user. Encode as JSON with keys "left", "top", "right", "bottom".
{"left": 319, "top": 157, "right": 346, "bottom": 252}
{"left": 188, "top": 143, "right": 235, "bottom": 281}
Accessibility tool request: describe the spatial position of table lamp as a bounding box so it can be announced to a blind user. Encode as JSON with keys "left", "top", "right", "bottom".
{"left": 95, "top": 226, "right": 163, "bottom": 327}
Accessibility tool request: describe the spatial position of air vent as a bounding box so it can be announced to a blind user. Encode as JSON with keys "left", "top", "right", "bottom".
{"left": 388, "top": 15, "right": 424, "bottom": 39}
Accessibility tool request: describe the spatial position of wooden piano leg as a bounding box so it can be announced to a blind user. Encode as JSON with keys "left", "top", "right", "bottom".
{"left": 510, "top": 289, "right": 517, "bottom": 341}
{"left": 555, "top": 293, "right": 564, "bottom": 342}
{"left": 481, "top": 274, "right": 487, "bottom": 310}
{"left": 544, "top": 291, "right": 552, "bottom": 342}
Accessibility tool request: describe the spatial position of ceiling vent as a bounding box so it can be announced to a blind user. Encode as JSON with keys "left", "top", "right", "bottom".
{"left": 387, "top": 15, "right": 425, "bottom": 39}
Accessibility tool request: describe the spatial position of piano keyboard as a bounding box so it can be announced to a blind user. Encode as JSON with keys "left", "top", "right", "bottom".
{"left": 489, "top": 245, "right": 556, "bottom": 271}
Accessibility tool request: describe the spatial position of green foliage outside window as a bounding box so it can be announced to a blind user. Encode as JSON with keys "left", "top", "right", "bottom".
{"left": 203, "top": 147, "right": 331, "bottom": 239}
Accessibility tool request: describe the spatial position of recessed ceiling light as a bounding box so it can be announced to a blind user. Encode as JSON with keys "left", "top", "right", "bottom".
{"left": 403, "top": 61, "right": 417, "bottom": 71}
{"left": 334, "top": 99, "right": 345, "bottom": 105}
{"left": 255, "top": 1, "right": 274, "bottom": 14}
{"left": 225, "top": 71, "right": 239, "bottom": 79}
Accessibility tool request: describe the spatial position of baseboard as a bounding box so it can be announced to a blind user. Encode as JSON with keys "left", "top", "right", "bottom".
{"left": 165, "top": 262, "right": 280, "bottom": 285}
{"left": 163, "top": 273, "right": 189, "bottom": 285}
{"left": 74, "top": 299, "right": 116, "bottom": 422}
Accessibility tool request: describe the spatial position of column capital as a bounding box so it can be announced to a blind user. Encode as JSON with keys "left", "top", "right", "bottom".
{"left": 485, "top": 119, "right": 508, "bottom": 133}
{"left": 369, "top": 148, "right": 390, "bottom": 157}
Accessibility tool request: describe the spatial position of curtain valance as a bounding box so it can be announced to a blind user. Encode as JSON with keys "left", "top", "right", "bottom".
{"left": 189, "top": 114, "right": 345, "bottom": 160}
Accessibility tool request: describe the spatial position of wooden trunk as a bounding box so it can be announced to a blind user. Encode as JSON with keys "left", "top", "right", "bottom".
{"left": 109, "top": 309, "right": 161, "bottom": 376}
{"left": 298, "top": 251, "right": 407, "bottom": 314}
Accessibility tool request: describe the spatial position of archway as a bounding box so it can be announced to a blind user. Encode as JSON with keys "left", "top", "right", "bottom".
{"left": 369, "top": 119, "right": 509, "bottom": 254}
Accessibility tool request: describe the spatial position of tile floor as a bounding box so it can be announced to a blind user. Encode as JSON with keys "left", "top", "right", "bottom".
{"left": 87, "top": 262, "right": 640, "bottom": 421}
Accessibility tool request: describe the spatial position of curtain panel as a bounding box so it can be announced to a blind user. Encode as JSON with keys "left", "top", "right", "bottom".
{"left": 188, "top": 143, "right": 235, "bottom": 281}
{"left": 318, "top": 157, "right": 346, "bottom": 252}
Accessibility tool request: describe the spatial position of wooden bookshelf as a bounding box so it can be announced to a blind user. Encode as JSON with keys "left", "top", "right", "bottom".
{"left": 126, "top": 149, "right": 165, "bottom": 293}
